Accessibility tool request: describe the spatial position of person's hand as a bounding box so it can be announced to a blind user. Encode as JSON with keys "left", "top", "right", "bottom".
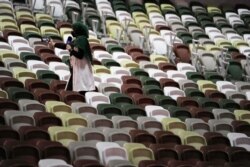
{"left": 66, "top": 44, "right": 72, "bottom": 51}
{"left": 48, "top": 39, "right": 55, "bottom": 49}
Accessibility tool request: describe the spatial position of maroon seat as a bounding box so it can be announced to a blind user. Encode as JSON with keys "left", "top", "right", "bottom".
{"left": 130, "top": 94, "right": 155, "bottom": 108}
{"left": 159, "top": 78, "right": 179, "bottom": 89}
{"left": 154, "top": 131, "right": 181, "bottom": 145}
{"left": 18, "top": 126, "right": 50, "bottom": 141}
{"left": 90, "top": 43, "right": 106, "bottom": 52}
{"left": 3, "top": 30, "right": 22, "bottom": 42}
{"left": 240, "top": 100, "right": 250, "bottom": 110}
{"left": 56, "top": 21, "right": 72, "bottom": 29}
{"left": 200, "top": 145, "right": 229, "bottom": 163}
{"left": 196, "top": 161, "right": 225, "bottom": 167}
{"left": 149, "top": 144, "right": 178, "bottom": 161}
{"left": 25, "top": 79, "right": 50, "bottom": 91}
{"left": 129, "top": 130, "right": 156, "bottom": 146}
{"left": 50, "top": 80, "right": 67, "bottom": 92}
{"left": 121, "top": 84, "right": 143, "bottom": 96}
{"left": 11, "top": 144, "right": 40, "bottom": 165}
{"left": 173, "top": 44, "right": 191, "bottom": 64}
{"left": 0, "top": 159, "right": 37, "bottom": 167}
{"left": 59, "top": 90, "right": 85, "bottom": 105}
{"left": 231, "top": 120, "right": 250, "bottom": 136}
{"left": 156, "top": 25, "right": 171, "bottom": 32}
{"left": 17, "top": 18, "right": 36, "bottom": 27}
{"left": 73, "top": 159, "right": 104, "bottom": 167}
{"left": 125, "top": 46, "right": 143, "bottom": 55}
{"left": 40, "top": 53, "right": 62, "bottom": 64}
{"left": 0, "top": 146, "right": 6, "bottom": 161}
{"left": 188, "top": 107, "right": 214, "bottom": 122}
{"left": 205, "top": 90, "right": 226, "bottom": 99}
{"left": 175, "top": 145, "right": 204, "bottom": 163}
{"left": 158, "top": 62, "right": 177, "bottom": 72}
{"left": 0, "top": 99, "right": 19, "bottom": 125}
{"left": 0, "top": 126, "right": 20, "bottom": 142}
{"left": 33, "top": 88, "right": 60, "bottom": 104}
{"left": 35, "top": 46, "right": 54, "bottom": 55}
{"left": 168, "top": 160, "right": 196, "bottom": 167}
{"left": 36, "top": 140, "right": 70, "bottom": 163}
{"left": 139, "top": 160, "right": 168, "bottom": 167}
{"left": 231, "top": 53, "right": 246, "bottom": 62}
{"left": 0, "top": 78, "right": 24, "bottom": 90}
{"left": 34, "top": 112, "right": 62, "bottom": 130}
{"left": 177, "top": 97, "right": 199, "bottom": 108}
{"left": 130, "top": 52, "right": 150, "bottom": 63}
{"left": 224, "top": 162, "right": 250, "bottom": 167}
{"left": 203, "top": 132, "right": 231, "bottom": 146}
{"left": 93, "top": 58, "right": 102, "bottom": 65}
{"left": 121, "top": 76, "right": 142, "bottom": 87}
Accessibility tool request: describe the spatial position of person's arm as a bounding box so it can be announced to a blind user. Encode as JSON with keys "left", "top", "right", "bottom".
{"left": 71, "top": 48, "right": 84, "bottom": 59}
{"left": 83, "top": 38, "right": 93, "bottom": 64}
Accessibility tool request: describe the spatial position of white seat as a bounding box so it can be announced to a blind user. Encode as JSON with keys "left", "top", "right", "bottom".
{"left": 110, "top": 67, "right": 131, "bottom": 77}
{"left": 13, "top": 43, "right": 34, "bottom": 55}
{"left": 85, "top": 92, "right": 110, "bottom": 108}
{"left": 146, "top": 69, "right": 168, "bottom": 81}
{"left": 149, "top": 34, "right": 167, "bottom": 55}
{"left": 93, "top": 50, "right": 112, "bottom": 61}
{"left": 177, "top": 63, "right": 196, "bottom": 74}
{"left": 216, "top": 81, "right": 237, "bottom": 94}
{"left": 32, "top": 0, "right": 45, "bottom": 11}
{"left": 27, "top": 60, "right": 49, "bottom": 73}
{"left": 112, "top": 52, "right": 132, "bottom": 61}
{"left": 167, "top": 70, "right": 187, "bottom": 82}
{"left": 145, "top": 105, "right": 170, "bottom": 121}
{"left": 160, "top": 30, "right": 183, "bottom": 45}
{"left": 227, "top": 132, "right": 250, "bottom": 151}
{"left": 181, "top": 15, "right": 197, "bottom": 25}
{"left": 101, "top": 74, "right": 122, "bottom": 87}
{"left": 54, "top": 48, "right": 70, "bottom": 59}
{"left": 0, "top": 42, "right": 12, "bottom": 51}
{"left": 96, "top": 142, "right": 128, "bottom": 165}
{"left": 8, "top": 36, "right": 30, "bottom": 47}
{"left": 164, "top": 87, "right": 185, "bottom": 100}
{"left": 38, "top": 159, "right": 73, "bottom": 167}
{"left": 47, "top": 0, "right": 64, "bottom": 18}
{"left": 205, "top": 27, "right": 221, "bottom": 35}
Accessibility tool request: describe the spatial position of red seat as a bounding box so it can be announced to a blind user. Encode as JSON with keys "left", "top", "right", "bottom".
{"left": 129, "top": 130, "right": 156, "bottom": 146}
{"left": 121, "top": 76, "right": 142, "bottom": 87}
{"left": 34, "top": 112, "right": 62, "bottom": 130}
{"left": 33, "top": 88, "right": 60, "bottom": 104}
{"left": 149, "top": 144, "right": 178, "bottom": 161}
{"left": 203, "top": 132, "right": 230, "bottom": 146}
{"left": 18, "top": 126, "right": 50, "bottom": 141}
{"left": 173, "top": 44, "right": 191, "bottom": 64}
{"left": 175, "top": 145, "right": 204, "bottom": 163}
{"left": 25, "top": 79, "right": 50, "bottom": 91}
{"left": 154, "top": 131, "right": 181, "bottom": 145}
{"left": 59, "top": 90, "right": 85, "bottom": 105}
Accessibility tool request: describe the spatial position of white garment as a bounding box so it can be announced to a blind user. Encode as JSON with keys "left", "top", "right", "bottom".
{"left": 71, "top": 56, "right": 95, "bottom": 91}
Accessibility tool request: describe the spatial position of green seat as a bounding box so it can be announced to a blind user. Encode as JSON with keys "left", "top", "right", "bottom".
{"left": 196, "top": 97, "right": 220, "bottom": 112}
{"left": 36, "top": 70, "right": 59, "bottom": 84}
{"left": 227, "top": 61, "right": 245, "bottom": 81}
{"left": 101, "top": 59, "right": 120, "bottom": 68}
{"left": 167, "top": 106, "right": 192, "bottom": 121}
{"left": 97, "top": 104, "right": 123, "bottom": 119}
{"left": 109, "top": 93, "right": 133, "bottom": 105}
{"left": 177, "top": 32, "right": 193, "bottom": 44}
{"left": 130, "top": 5, "right": 146, "bottom": 13}
{"left": 130, "top": 68, "right": 149, "bottom": 77}
{"left": 176, "top": 6, "right": 193, "bottom": 15}
{"left": 193, "top": 32, "right": 209, "bottom": 40}
{"left": 139, "top": 76, "right": 161, "bottom": 87}
{"left": 151, "top": 95, "right": 177, "bottom": 107}
{"left": 44, "top": 34, "right": 62, "bottom": 41}
{"left": 186, "top": 72, "right": 205, "bottom": 82}
{"left": 66, "top": 6, "right": 82, "bottom": 22}
{"left": 23, "top": 32, "right": 42, "bottom": 40}
{"left": 142, "top": 85, "right": 164, "bottom": 95}
{"left": 119, "top": 103, "right": 146, "bottom": 120}
{"left": 217, "top": 23, "right": 232, "bottom": 30}
{"left": 200, "top": 21, "right": 216, "bottom": 28}
{"left": 86, "top": 14, "right": 101, "bottom": 32}
{"left": 20, "top": 52, "right": 41, "bottom": 63}
{"left": 114, "top": 5, "right": 128, "bottom": 12}
{"left": 185, "top": 88, "right": 205, "bottom": 98}
{"left": 107, "top": 45, "right": 125, "bottom": 54}
{"left": 37, "top": 21, "right": 55, "bottom": 28}
{"left": 6, "top": 87, "right": 34, "bottom": 102}
{"left": 62, "top": 57, "right": 70, "bottom": 67}
{"left": 204, "top": 72, "right": 224, "bottom": 83}
{"left": 218, "top": 99, "right": 241, "bottom": 112}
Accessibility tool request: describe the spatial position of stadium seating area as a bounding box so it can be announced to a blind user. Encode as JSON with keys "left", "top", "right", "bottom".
{"left": 0, "top": 0, "right": 250, "bottom": 166}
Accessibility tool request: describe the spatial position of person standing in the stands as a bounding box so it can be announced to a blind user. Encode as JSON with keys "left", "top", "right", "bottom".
{"left": 49, "top": 22, "right": 95, "bottom": 96}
